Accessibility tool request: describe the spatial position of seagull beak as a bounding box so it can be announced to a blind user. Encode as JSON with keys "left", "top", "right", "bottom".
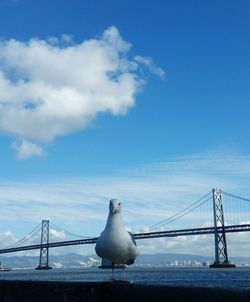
{"left": 112, "top": 206, "right": 119, "bottom": 214}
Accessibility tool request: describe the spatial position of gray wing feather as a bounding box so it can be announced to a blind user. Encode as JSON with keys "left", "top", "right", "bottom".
{"left": 128, "top": 231, "right": 137, "bottom": 246}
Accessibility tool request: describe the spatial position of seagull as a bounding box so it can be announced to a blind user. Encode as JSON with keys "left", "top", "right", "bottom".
{"left": 95, "top": 199, "right": 137, "bottom": 279}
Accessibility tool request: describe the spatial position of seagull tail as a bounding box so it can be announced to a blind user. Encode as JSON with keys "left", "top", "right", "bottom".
{"left": 125, "top": 259, "right": 134, "bottom": 265}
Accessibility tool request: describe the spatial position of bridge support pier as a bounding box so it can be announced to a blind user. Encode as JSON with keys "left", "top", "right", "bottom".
{"left": 210, "top": 188, "right": 235, "bottom": 268}
{"left": 36, "top": 220, "right": 52, "bottom": 270}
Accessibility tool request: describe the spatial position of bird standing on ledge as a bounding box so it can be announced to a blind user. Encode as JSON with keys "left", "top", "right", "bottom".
{"left": 95, "top": 199, "right": 137, "bottom": 279}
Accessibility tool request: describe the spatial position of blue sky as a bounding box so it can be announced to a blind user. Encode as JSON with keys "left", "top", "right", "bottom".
{"left": 0, "top": 0, "right": 250, "bottom": 257}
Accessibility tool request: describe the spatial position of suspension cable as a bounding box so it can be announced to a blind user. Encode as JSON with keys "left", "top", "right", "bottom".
{"left": 136, "top": 191, "right": 212, "bottom": 232}
{"left": 5, "top": 222, "right": 42, "bottom": 248}
{"left": 50, "top": 222, "right": 92, "bottom": 239}
{"left": 12, "top": 228, "right": 42, "bottom": 247}
{"left": 155, "top": 195, "right": 212, "bottom": 229}
{"left": 6, "top": 227, "right": 41, "bottom": 248}
{"left": 222, "top": 191, "right": 250, "bottom": 203}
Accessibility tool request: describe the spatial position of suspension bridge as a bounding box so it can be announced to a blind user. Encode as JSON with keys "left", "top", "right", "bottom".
{"left": 0, "top": 188, "right": 250, "bottom": 269}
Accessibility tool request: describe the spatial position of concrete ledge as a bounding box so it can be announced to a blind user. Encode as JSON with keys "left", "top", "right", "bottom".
{"left": 0, "top": 280, "right": 250, "bottom": 302}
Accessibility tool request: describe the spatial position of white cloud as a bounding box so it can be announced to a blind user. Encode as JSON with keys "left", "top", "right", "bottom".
{"left": 11, "top": 139, "right": 44, "bottom": 159}
{"left": 0, "top": 26, "right": 163, "bottom": 158}
{"left": 50, "top": 229, "right": 66, "bottom": 241}
{"left": 0, "top": 231, "right": 17, "bottom": 248}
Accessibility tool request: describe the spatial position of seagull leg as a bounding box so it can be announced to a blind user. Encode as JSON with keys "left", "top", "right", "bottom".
{"left": 122, "top": 262, "right": 125, "bottom": 281}
{"left": 111, "top": 262, "right": 114, "bottom": 280}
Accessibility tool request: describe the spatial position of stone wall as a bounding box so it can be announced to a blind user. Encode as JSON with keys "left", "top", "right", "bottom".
{"left": 0, "top": 280, "right": 249, "bottom": 302}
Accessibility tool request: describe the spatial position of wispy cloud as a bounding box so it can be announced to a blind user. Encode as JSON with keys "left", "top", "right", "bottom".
{"left": 11, "top": 139, "right": 44, "bottom": 159}
{"left": 134, "top": 55, "right": 165, "bottom": 79}
{"left": 0, "top": 26, "right": 163, "bottom": 159}
{"left": 1, "top": 153, "right": 250, "bottom": 256}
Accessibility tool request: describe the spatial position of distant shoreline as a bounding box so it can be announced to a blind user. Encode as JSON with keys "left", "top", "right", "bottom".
{"left": 2, "top": 252, "right": 250, "bottom": 269}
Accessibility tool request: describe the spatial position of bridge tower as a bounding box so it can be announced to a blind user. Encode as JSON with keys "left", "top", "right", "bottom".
{"left": 36, "top": 220, "right": 52, "bottom": 270}
{"left": 210, "top": 188, "right": 235, "bottom": 268}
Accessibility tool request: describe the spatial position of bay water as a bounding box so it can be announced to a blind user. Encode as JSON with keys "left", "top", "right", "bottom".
{"left": 0, "top": 267, "right": 250, "bottom": 289}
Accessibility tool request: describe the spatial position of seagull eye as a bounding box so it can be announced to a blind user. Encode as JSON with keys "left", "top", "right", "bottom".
{"left": 118, "top": 202, "right": 121, "bottom": 206}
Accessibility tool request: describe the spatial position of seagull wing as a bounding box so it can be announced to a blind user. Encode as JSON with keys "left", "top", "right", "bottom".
{"left": 128, "top": 231, "right": 137, "bottom": 246}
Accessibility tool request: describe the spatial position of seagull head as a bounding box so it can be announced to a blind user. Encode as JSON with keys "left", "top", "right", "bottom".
{"left": 109, "top": 199, "right": 121, "bottom": 215}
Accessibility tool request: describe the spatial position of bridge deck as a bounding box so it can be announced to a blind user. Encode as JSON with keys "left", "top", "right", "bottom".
{"left": 0, "top": 224, "right": 249, "bottom": 254}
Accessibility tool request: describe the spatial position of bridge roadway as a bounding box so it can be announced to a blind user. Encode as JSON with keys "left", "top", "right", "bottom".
{"left": 0, "top": 224, "right": 249, "bottom": 254}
